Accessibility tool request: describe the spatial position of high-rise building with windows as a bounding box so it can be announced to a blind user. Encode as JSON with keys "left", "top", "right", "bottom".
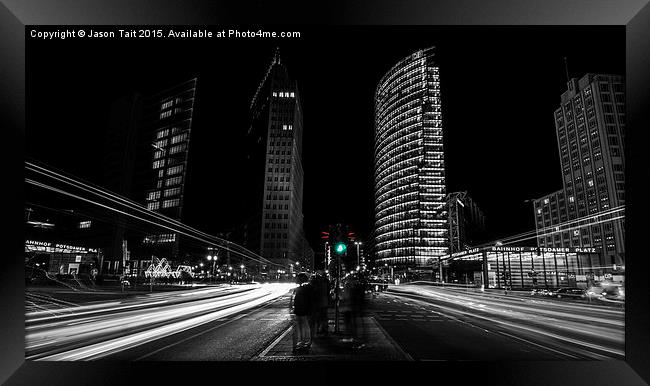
{"left": 102, "top": 78, "right": 197, "bottom": 268}
{"left": 141, "top": 78, "right": 197, "bottom": 258}
{"left": 533, "top": 74, "right": 625, "bottom": 269}
{"left": 245, "top": 49, "right": 312, "bottom": 272}
{"left": 373, "top": 47, "right": 448, "bottom": 272}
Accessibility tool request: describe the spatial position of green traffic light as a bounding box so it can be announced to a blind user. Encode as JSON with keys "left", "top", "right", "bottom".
{"left": 335, "top": 243, "right": 347, "bottom": 254}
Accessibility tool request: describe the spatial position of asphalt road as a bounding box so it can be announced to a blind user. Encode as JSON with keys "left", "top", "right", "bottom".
{"left": 25, "top": 282, "right": 625, "bottom": 361}
{"left": 26, "top": 283, "right": 295, "bottom": 360}
{"left": 376, "top": 284, "right": 624, "bottom": 360}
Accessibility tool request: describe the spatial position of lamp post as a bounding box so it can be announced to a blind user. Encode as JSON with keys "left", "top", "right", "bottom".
{"left": 207, "top": 254, "right": 213, "bottom": 283}
{"left": 354, "top": 241, "right": 362, "bottom": 270}
{"left": 324, "top": 241, "right": 329, "bottom": 272}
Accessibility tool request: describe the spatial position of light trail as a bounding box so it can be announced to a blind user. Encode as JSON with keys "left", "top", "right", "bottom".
{"left": 25, "top": 161, "right": 283, "bottom": 268}
{"left": 26, "top": 283, "right": 295, "bottom": 361}
{"left": 387, "top": 285, "right": 624, "bottom": 359}
{"left": 26, "top": 285, "right": 239, "bottom": 323}
{"left": 469, "top": 205, "right": 624, "bottom": 248}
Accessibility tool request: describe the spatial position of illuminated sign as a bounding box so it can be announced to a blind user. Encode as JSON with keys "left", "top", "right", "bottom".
{"left": 25, "top": 240, "right": 98, "bottom": 254}
{"left": 446, "top": 245, "right": 598, "bottom": 260}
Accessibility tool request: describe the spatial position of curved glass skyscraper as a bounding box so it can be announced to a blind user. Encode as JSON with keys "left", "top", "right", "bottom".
{"left": 373, "top": 47, "right": 448, "bottom": 270}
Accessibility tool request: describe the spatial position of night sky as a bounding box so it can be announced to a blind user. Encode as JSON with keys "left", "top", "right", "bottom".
{"left": 26, "top": 26, "right": 625, "bottom": 252}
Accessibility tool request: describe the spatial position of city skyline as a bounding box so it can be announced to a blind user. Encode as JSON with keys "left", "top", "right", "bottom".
{"left": 26, "top": 27, "right": 625, "bottom": 254}
{"left": 20, "top": 24, "right": 630, "bottom": 367}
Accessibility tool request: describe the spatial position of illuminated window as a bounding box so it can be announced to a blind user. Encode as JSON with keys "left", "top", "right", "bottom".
{"left": 147, "top": 191, "right": 161, "bottom": 201}
{"left": 171, "top": 133, "right": 187, "bottom": 144}
{"left": 154, "top": 139, "right": 168, "bottom": 148}
{"left": 157, "top": 129, "right": 169, "bottom": 139}
{"left": 162, "top": 198, "right": 180, "bottom": 208}
{"left": 169, "top": 144, "right": 187, "bottom": 154}
{"left": 167, "top": 165, "right": 183, "bottom": 175}
{"left": 78, "top": 221, "right": 92, "bottom": 229}
{"left": 164, "top": 187, "right": 181, "bottom": 197}
{"left": 165, "top": 176, "right": 182, "bottom": 186}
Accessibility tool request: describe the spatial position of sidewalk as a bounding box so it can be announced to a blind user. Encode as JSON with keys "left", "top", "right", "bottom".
{"left": 254, "top": 309, "right": 413, "bottom": 361}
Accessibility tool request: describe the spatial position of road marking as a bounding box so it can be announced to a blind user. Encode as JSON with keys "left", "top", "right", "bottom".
{"left": 388, "top": 292, "right": 596, "bottom": 359}
{"left": 134, "top": 298, "right": 281, "bottom": 361}
{"left": 256, "top": 325, "right": 293, "bottom": 358}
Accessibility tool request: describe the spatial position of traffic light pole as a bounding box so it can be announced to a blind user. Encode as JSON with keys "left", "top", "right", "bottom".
{"left": 334, "top": 253, "right": 341, "bottom": 334}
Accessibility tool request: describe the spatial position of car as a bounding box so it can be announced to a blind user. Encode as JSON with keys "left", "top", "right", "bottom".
{"left": 600, "top": 284, "right": 625, "bottom": 300}
{"left": 532, "top": 288, "right": 558, "bottom": 297}
{"left": 368, "top": 276, "right": 389, "bottom": 292}
{"left": 554, "top": 287, "right": 587, "bottom": 299}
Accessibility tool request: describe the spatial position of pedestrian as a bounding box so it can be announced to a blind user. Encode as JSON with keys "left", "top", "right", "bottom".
{"left": 341, "top": 273, "right": 365, "bottom": 347}
{"left": 291, "top": 272, "right": 313, "bottom": 354}
{"left": 340, "top": 275, "right": 354, "bottom": 343}
{"left": 351, "top": 272, "right": 367, "bottom": 349}
{"left": 312, "top": 270, "right": 330, "bottom": 336}
{"left": 308, "top": 274, "right": 319, "bottom": 342}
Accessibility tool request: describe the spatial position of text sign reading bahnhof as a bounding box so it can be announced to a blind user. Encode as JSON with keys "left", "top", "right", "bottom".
{"left": 451, "top": 246, "right": 597, "bottom": 258}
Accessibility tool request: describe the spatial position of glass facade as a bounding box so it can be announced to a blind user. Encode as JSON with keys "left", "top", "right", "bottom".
{"left": 435, "top": 246, "right": 624, "bottom": 289}
{"left": 374, "top": 47, "right": 447, "bottom": 269}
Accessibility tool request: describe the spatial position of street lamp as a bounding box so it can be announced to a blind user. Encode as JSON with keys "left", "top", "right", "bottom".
{"left": 354, "top": 241, "right": 362, "bottom": 269}
{"left": 206, "top": 254, "right": 217, "bottom": 281}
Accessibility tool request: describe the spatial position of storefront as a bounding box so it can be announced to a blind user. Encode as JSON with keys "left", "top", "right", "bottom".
{"left": 435, "top": 246, "right": 623, "bottom": 289}
{"left": 25, "top": 239, "right": 102, "bottom": 276}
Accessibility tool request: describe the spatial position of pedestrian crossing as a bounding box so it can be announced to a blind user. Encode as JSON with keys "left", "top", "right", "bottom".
{"left": 374, "top": 310, "right": 445, "bottom": 322}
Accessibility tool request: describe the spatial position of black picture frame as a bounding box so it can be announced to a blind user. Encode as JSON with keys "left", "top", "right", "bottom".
{"left": 2, "top": 1, "right": 648, "bottom": 384}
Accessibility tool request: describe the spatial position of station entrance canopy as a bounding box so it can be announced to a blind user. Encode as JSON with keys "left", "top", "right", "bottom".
{"left": 433, "top": 245, "right": 621, "bottom": 290}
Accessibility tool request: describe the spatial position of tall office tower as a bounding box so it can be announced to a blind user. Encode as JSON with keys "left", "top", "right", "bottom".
{"left": 246, "top": 49, "right": 310, "bottom": 270}
{"left": 141, "top": 78, "right": 197, "bottom": 260}
{"left": 533, "top": 74, "right": 625, "bottom": 268}
{"left": 373, "top": 47, "right": 448, "bottom": 272}
{"left": 100, "top": 79, "right": 197, "bottom": 271}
